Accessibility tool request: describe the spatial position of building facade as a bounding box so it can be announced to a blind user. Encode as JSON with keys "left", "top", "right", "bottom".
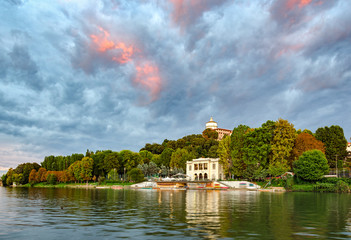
{"left": 205, "top": 117, "right": 232, "bottom": 140}
{"left": 347, "top": 142, "right": 351, "bottom": 159}
{"left": 186, "top": 158, "right": 225, "bottom": 181}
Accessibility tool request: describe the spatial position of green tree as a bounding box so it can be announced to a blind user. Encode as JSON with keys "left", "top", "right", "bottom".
{"left": 159, "top": 148, "right": 174, "bottom": 167}
{"left": 293, "top": 150, "right": 329, "bottom": 181}
{"left": 6, "top": 168, "right": 14, "bottom": 186}
{"left": 270, "top": 119, "right": 296, "bottom": 176}
{"left": 315, "top": 125, "right": 348, "bottom": 167}
{"left": 128, "top": 168, "right": 144, "bottom": 182}
{"left": 218, "top": 135, "right": 232, "bottom": 178}
{"left": 47, "top": 174, "right": 57, "bottom": 185}
{"left": 243, "top": 120, "right": 275, "bottom": 174}
{"left": 139, "top": 150, "right": 153, "bottom": 164}
{"left": 103, "top": 152, "right": 120, "bottom": 174}
{"left": 80, "top": 157, "right": 94, "bottom": 183}
{"left": 170, "top": 149, "right": 194, "bottom": 171}
{"left": 119, "top": 150, "right": 141, "bottom": 172}
{"left": 230, "top": 125, "right": 251, "bottom": 177}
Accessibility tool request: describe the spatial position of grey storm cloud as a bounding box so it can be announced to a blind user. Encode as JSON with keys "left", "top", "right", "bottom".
{"left": 0, "top": 0, "right": 350, "bottom": 169}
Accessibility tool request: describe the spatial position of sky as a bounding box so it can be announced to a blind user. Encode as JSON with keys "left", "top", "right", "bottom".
{"left": 0, "top": 0, "right": 350, "bottom": 170}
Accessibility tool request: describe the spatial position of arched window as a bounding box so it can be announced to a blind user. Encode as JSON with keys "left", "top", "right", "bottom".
{"left": 204, "top": 173, "right": 208, "bottom": 180}
{"left": 194, "top": 173, "right": 198, "bottom": 181}
{"left": 199, "top": 173, "right": 203, "bottom": 180}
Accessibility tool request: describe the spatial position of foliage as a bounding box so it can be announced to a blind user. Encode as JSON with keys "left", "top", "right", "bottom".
{"left": 230, "top": 125, "right": 251, "bottom": 177}
{"left": 41, "top": 154, "right": 83, "bottom": 171}
{"left": 107, "top": 169, "right": 119, "bottom": 181}
{"left": 137, "top": 162, "right": 160, "bottom": 177}
{"left": 335, "top": 180, "right": 350, "bottom": 193}
{"left": 80, "top": 157, "right": 94, "bottom": 183}
{"left": 159, "top": 148, "right": 174, "bottom": 167}
{"left": 202, "top": 128, "right": 218, "bottom": 140}
{"left": 315, "top": 125, "right": 348, "bottom": 167}
{"left": 128, "top": 168, "right": 144, "bottom": 182}
{"left": 13, "top": 162, "right": 40, "bottom": 185}
{"left": 139, "top": 150, "right": 153, "bottom": 164}
{"left": 170, "top": 148, "right": 194, "bottom": 171}
{"left": 291, "top": 132, "right": 325, "bottom": 167}
{"left": 293, "top": 150, "right": 329, "bottom": 181}
{"left": 29, "top": 169, "right": 37, "bottom": 184}
{"left": 1, "top": 174, "right": 7, "bottom": 187}
{"left": 243, "top": 120, "right": 275, "bottom": 175}
{"left": 218, "top": 135, "right": 232, "bottom": 177}
{"left": 103, "top": 152, "right": 120, "bottom": 174}
{"left": 270, "top": 119, "right": 296, "bottom": 176}
{"left": 119, "top": 150, "right": 141, "bottom": 173}
{"left": 140, "top": 143, "right": 164, "bottom": 155}
{"left": 47, "top": 174, "right": 57, "bottom": 185}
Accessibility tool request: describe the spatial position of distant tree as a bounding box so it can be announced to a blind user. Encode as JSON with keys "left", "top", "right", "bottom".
{"left": 29, "top": 169, "right": 37, "bottom": 184}
{"left": 293, "top": 150, "right": 329, "bottom": 181}
{"left": 243, "top": 120, "right": 275, "bottom": 172}
{"left": 231, "top": 125, "right": 251, "bottom": 177}
{"left": 6, "top": 168, "right": 14, "bottom": 186}
{"left": 47, "top": 174, "right": 57, "bottom": 185}
{"left": 36, "top": 168, "right": 47, "bottom": 182}
{"left": 170, "top": 149, "right": 194, "bottom": 171}
{"left": 218, "top": 135, "right": 232, "bottom": 178}
{"left": 291, "top": 132, "right": 325, "bottom": 167}
{"left": 80, "top": 157, "right": 94, "bottom": 183}
{"left": 315, "top": 125, "right": 348, "bottom": 167}
{"left": 270, "top": 119, "right": 296, "bottom": 176}
{"left": 1, "top": 174, "right": 7, "bottom": 187}
{"left": 140, "top": 143, "right": 164, "bottom": 154}
{"left": 202, "top": 128, "right": 218, "bottom": 140}
{"left": 159, "top": 148, "right": 174, "bottom": 167}
{"left": 13, "top": 173, "right": 23, "bottom": 185}
{"left": 119, "top": 150, "right": 141, "bottom": 172}
{"left": 103, "top": 152, "right": 120, "bottom": 174}
{"left": 128, "top": 168, "right": 144, "bottom": 182}
{"left": 139, "top": 150, "right": 153, "bottom": 164}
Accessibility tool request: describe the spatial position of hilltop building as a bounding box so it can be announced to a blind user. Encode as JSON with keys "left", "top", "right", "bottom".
{"left": 186, "top": 158, "right": 225, "bottom": 181}
{"left": 347, "top": 142, "right": 351, "bottom": 159}
{"left": 205, "top": 117, "right": 232, "bottom": 140}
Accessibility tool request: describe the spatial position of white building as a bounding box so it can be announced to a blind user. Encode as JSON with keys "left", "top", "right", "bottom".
{"left": 347, "top": 142, "right": 351, "bottom": 159}
{"left": 186, "top": 158, "right": 225, "bottom": 181}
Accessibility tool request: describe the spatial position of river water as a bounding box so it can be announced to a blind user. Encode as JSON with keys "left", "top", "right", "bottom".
{"left": 1, "top": 187, "right": 351, "bottom": 239}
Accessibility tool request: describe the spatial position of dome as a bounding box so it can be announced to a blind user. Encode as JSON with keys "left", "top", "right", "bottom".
{"left": 206, "top": 117, "right": 218, "bottom": 129}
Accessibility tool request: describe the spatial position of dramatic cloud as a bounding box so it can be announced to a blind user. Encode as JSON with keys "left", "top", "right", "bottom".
{"left": 0, "top": 0, "right": 350, "bottom": 169}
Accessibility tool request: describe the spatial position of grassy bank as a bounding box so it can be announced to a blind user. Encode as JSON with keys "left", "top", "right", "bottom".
{"left": 17, "top": 181, "right": 134, "bottom": 189}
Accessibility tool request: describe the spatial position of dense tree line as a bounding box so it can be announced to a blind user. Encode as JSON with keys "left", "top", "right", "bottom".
{"left": 1, "top": 120, "right": 348, "bottom": 186}
{"left": 218, "top": 119, "right": 347, "bottom": 180}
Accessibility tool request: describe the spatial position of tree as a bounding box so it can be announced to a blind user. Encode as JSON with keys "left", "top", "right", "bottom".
{"left": 293, "top": 150, "right": 329, "bottom": 181}
{"left": 29, "top": 169, "right": 37, "bottom": 184}
{"left": 103, "top": 152, "right": 120, "bottom": 174}
{"left": 119, "top": 150, "right": 141, "bottom": 172}
{"left": 315, "top": 125, "right": 348, "bottom": 167}
{"left": 291, "top": 132, "right": 325, "bottom": 166}
{"left": 128, "top": 168, "right": 144, "bottom": 182}
{"left": 243, "top": 120, "right": 275, "bottom": 174}
{"left": 6, "top": 168, "right": 14, "bottom": 186}
{"left": 202, "top": 128, "right": 218, "bottom": 140}
{"left": 159, "top": 148, "right": 174, "bottom": 167}
{"left": 170, "top": 149, "right": 194, "bottom": 171}
{"left": 139, "top": 150, "right": 153, "bottom": 164}
{"left": 218, "top": 135, "right": 232, "bottom": 178}
{"left": 230, "top": 125, "right": 251, "bottom": 177}
{"left": 270, "top": 119, "right": 296, "bottom": 176}
{"left": 80, "top": 157, "right": 94, "bottom": 183}
{"left": 36, "top": 168, "right": 47, "bottom": 182}
{"left": 47, "top": 174, "right": 57, "bottom": 185}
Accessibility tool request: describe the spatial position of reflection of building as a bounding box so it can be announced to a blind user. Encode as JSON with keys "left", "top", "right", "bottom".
{"left": 186, "top": 158, "right": 225, "bottom": 181}
{"left": 205, "top": 117, "right": 232, "bottom": 140}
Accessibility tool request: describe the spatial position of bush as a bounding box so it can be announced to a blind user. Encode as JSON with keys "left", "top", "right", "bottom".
{"left": 46, "top": 174, "right": 57, "bottom": 185}
{"left": 293, "top": 150, "right": 329, "bottom": 181}
{"left": 291, "top": 184, "right": 315, "bottom": 192}
{"left": 313, "top": 182, "right": 335, "bottom": 192}
{"left": 335, "top": 180, "right": 350, "bottom": 193}
{"left": 128, "top": 168, "right": 145, "bottom": 182}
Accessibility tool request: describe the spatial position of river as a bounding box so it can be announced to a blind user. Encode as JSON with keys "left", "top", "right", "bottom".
{"left": 1, "top": 187, "right": 351, "bottom": 239}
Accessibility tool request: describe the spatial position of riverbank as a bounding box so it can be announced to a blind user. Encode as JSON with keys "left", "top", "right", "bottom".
{"left": 15, "top": 182, "right": 133, "bottom": 189}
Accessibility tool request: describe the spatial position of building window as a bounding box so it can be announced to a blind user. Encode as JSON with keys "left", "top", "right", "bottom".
{"left": 213, "top": 163, "right": 216, "bottom": 170}
{"left": 199, "top": 164, "right": 203, "bottom": 170}
{"left": 194, "top": 164, "right": 198, "bottom": 170}
{"left": 204, "top": 163, "right": 208, "bottom": 170}
{"left": 189, "top": 165, "right": 192, "bottom": 171}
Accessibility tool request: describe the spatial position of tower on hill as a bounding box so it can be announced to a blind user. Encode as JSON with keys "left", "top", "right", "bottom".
{"left": 205, "top": 117, "right": 232, "bottom": 140}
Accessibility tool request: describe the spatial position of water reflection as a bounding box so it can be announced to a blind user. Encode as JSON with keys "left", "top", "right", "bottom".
{"left": 1, "top": 187, "right": 351, "bottom": 239}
